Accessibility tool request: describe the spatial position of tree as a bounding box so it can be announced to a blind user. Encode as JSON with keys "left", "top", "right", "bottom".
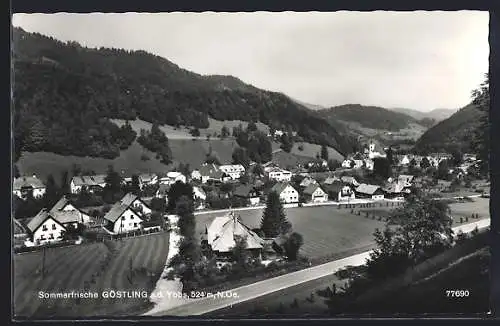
{"left": 103, "top": 165, "right": 122, "bottom": 203}
{"left": 386, "top": 147, "right": 394, "bottom": 166}
{"left": 190, "top": 128, "right": 200, "bottom": 137}
{"left": 373, "top": 158, "right": 391, "bottom": 180}
{"left": 167, "top": 182, "right": 194, "bottom": 213}
{"left": 280, "top": 133, "right": 293, "bottom": 153}
{"left": 13, "top": 165, "right": 20, "bottom": 178}
{"left": 451, "top": 149, "right": 463, "bottom": 167}
{"left": 221, "top": 125, "right": 230, "bottom": 138}
{"left": 470, "top": 74, "right": 489, "bottom": 175}
{"left": 283, "top": 232, "right": 304, "bottom": 261}
{"left": 231, "top": 235, "right": 250, "bottom": 266}
{"left": 366, "top": 191, "right": 453, "bottom": 281}
{"left": 60, "top": 170, "right": 70, "bottom": 195}
{"left": 150, "top": 197, "right": 167, "bottom": 213}
{"left": 420, "top": 157, "right": 431, "bottom": 170}
{"left": 232, "top": 147, "right": 250, "bottom": 168}
{"left": 247, "top": 121, "right": 258, "bottom": 132}
{"left": 130, "top": 175, "right": 141, "bottom": 195}
{"left": 328, "top": 159, "right": 341, "bottom": 171}
{"left": 436, "top": 160, "right": 450, "bottom": 180}
{"left": 43, "top": 174, "right": 59, "bottom": 207}
{"left": 253, "top": 164, "right": 265, "bottom": 177}
{"left": 321, "top": 145, "right": 329, "bottom": 161}
{"left": 260, "top": 191, "right": 292, "bottom": 238}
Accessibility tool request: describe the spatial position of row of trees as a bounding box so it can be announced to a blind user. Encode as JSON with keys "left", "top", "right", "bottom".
{"left": 137, "top": 123, "right": 173, "bottom": 165}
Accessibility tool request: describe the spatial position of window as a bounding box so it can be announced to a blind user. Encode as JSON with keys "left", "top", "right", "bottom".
{"left": 129, "top": 223, "right": 133, "bottom": 227}
{"left": 121, "top": 216, "right": 125, "bottom": 220}
{"left": 42, "top": 225, "right": 48, "bottom": 231}
{"left": 52, "top": 224, "right": 56, "bottom": 230}
{"left": 49, "top": 233, "right": 54, "bottom": 239}
{"left": 133, "top": 223, "right": 137, "bottom": 227}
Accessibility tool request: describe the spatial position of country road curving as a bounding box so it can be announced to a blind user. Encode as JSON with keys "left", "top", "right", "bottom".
{"left": 145, "top": 218, "right": 490, "bottom": 317}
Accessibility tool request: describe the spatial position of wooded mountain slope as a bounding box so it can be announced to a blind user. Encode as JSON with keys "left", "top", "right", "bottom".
{"left": 12, "top": 27, "right": 356, "bottom": 161}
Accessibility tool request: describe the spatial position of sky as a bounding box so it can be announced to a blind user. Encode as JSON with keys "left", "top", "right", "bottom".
{"left": 12, "top": 11, "right": 489, "bottom": 112}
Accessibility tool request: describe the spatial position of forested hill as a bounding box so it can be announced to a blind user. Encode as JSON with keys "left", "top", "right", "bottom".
{"left": 12, "top": 27, "right": 357, "bottom": 161}
{"left": 316, "top": 104, "right": 425, "bottom": 132}
{"left": 413, "top": 103, "right": 485, "bottom": 153}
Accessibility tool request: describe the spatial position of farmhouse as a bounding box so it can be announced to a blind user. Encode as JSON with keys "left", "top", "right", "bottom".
{"left": 26, "top": 209, "right": 67, "bottom": 245}
{"left": 400, "top": 155, "right": 411, "bottom": 166}
{"left": 103, "top": 193, "right": 151, "bottom": 234}
{"left": 271, "top": 182, "right": 299, "bottom": 204}
{"left": 299, "top": 176, "right": 318, "bottom": 188}
{"left": 196, "top": 164, "right": 231, "bottom": 184}
{"left": 159, "top": 171, "right": 186, "bottom": 185}
{"left": 341, "top": 176, "right": 360, "bottom": 187}
{"left": 219, "top": 164, "right": 246, "bottom": 180}
{"left": 355, "top": 184, "right": 385, "bottom": 200}
{"left": 202, "top": 212, "right": 265, "bottom": 260}
{"left": 303, "top": 184, "right": 328, "bottom": 203}
{"left": 138, "top": 173, "right": 159, "bottom": 188}
{"left": 49, "top": 196, "right": 92, "bottom": 225}
{"left": 398, "top": 175, "right": 415, "bottom": 187}
{"left": 383, "top": 182, "right": 410, "bottom": 199}
{"left": 323, "top": 181, "right": 356, "bottom": 202}
{"left": 353, "top": 159, "right": 364, "bottom": 169}
{"left": 70, "top": 175, "right": 106, "bottom": 194}
{"left": 366, "top": 141, "right": 387, "bottom": 159}
{"left": 233, "top": 184, "right": 261, "bottom": 206}
{"left": 323, "top": 176, "right": 341, "bottom": 185}
{"left": 13, "top": 175, "right": 46, "bottom": 199}
{"left": 267, "top": 167, "right": 293, "bottom": 182}
{"left": 341, "top": 159, "right": 353, "bottom": 169}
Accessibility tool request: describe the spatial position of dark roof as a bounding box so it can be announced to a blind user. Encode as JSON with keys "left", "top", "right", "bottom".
{"left": 303, "top": 184, "right": 322, "bottom": 196}
{"left": 103, "top": 193, "right": 148, "bottom": 223}
{"left": 13, "top": 176, "right": 46, "bottom": 190}
{"left": 323, "top": 181, "right": 348, "bottom": 193}
{"left": 233, "top": 185, "right": 257, "bottom": 198}
{"left": 271, "top": 182, "right": 295, "bottom": 194}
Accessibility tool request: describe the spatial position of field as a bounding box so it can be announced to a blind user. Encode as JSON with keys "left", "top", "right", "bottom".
{"left": 13, "top": 232, "right": 169, "bottom": 318}
{"left": 195, "top": 206, "right": 386, "bottom": 259}
{"left": 17, "top": 118, "right": 337, "bottom": 182}
{"left": 356, "top": 198, "right": 490, "bottom": 226}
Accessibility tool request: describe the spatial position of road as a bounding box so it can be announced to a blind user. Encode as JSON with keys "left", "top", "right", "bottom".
{"left": 145, "top": 218, "right": 490, "bottom": 317}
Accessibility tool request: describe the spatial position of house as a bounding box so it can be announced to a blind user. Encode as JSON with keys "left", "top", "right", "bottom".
{"left": 193, "top": 186, "right": 207, "bottom": 210}
{"left": 26, "top": 209, "right": 66, "bottom": 245}
{"left": 13, "top": 175, "right": 46, "bottom": 199}
{"left": 323, "top": 181, "right": 355, "bottom": 202}
{"left": 398, "top": 175, "right": 414, "bottom": 187}
{"left": 306, "top": 159, "right": 328, "bottom": 169}
{"left": 383, "top": 182, "right": 410, "bottom": 199}
{"left": 70, "top": 175, "right": 107, "bottom": 194}
{"left": 203, "top": 212, "right": 265, "bottom": 260}
{"left": 219, "top": 164, "right": 246, "bottom": 180}
{"left": 233, "top": 184, "right": 261, "bottom": 206}
{"left": 366, "top": 141, "right": 387, "bottom": 159}
{"left": 341, "top": 159, "right": 354, "bottom": 169}
{"left": 49, "top": 196, "right": 92, "bottom": 225}
{"left": 400, "top": 155, "right": 411, "bottom": 166}
{"left": 341, "top": 176, "right": 360, "bottom": 187}
{"left": 159, "top": 171, "right": 187, "bottom": 185}
{"left": 197, "top": 164, "right": 231, "bottom": 184}
{"left": 271, "top": 182, "right": 299, "bottom": 204}
{"left": 267, "top": 168, "right": 293, "bottom": 182}
{"left": 355, "top": 184, "right": 385, "bottom": 200}
{"left": 303, "top": 184, "right": 328, "bottom": 203}
{"left": 364, "top": 159, "right": 374, "bottom": 171}
{"left": 353, "top": 160, "right": 364, "bottom": 169}
{"left": 138, "top": 173, "right": 159, "bottom": 188}
{"left": 299, "top": 177, "right": 318, "bottom": 188}
{"left": 103, "top": 193, "right": 151, "bottom": 234}
{"left": 323, "top": 176, "right": 341, "bottom": 185}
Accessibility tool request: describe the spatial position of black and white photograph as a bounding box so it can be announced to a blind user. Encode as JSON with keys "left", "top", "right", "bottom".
{"left": 11, "top": 10, "right": 492, "bottom": 319}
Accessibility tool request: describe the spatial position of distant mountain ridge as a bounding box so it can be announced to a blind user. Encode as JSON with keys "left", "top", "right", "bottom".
{"left": 413, "top": 103, "right": 484, "bottom": 153}
{"left": 12, "top": 27, "right": 358, "bottom": 161}
{"left": 390, "top": 107, "right": 457, "bottom": 122}
{"left": 316, "top": 104, "right": 424, "bottom": 132}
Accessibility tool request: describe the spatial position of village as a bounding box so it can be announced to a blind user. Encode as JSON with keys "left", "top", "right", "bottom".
{"left": 13, "top": 135, "right": 488, "bottom": 256}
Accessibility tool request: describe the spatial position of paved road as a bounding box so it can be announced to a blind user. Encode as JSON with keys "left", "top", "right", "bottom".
{"left": 146, "top": 219, "right": 490, "bottom": 317}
